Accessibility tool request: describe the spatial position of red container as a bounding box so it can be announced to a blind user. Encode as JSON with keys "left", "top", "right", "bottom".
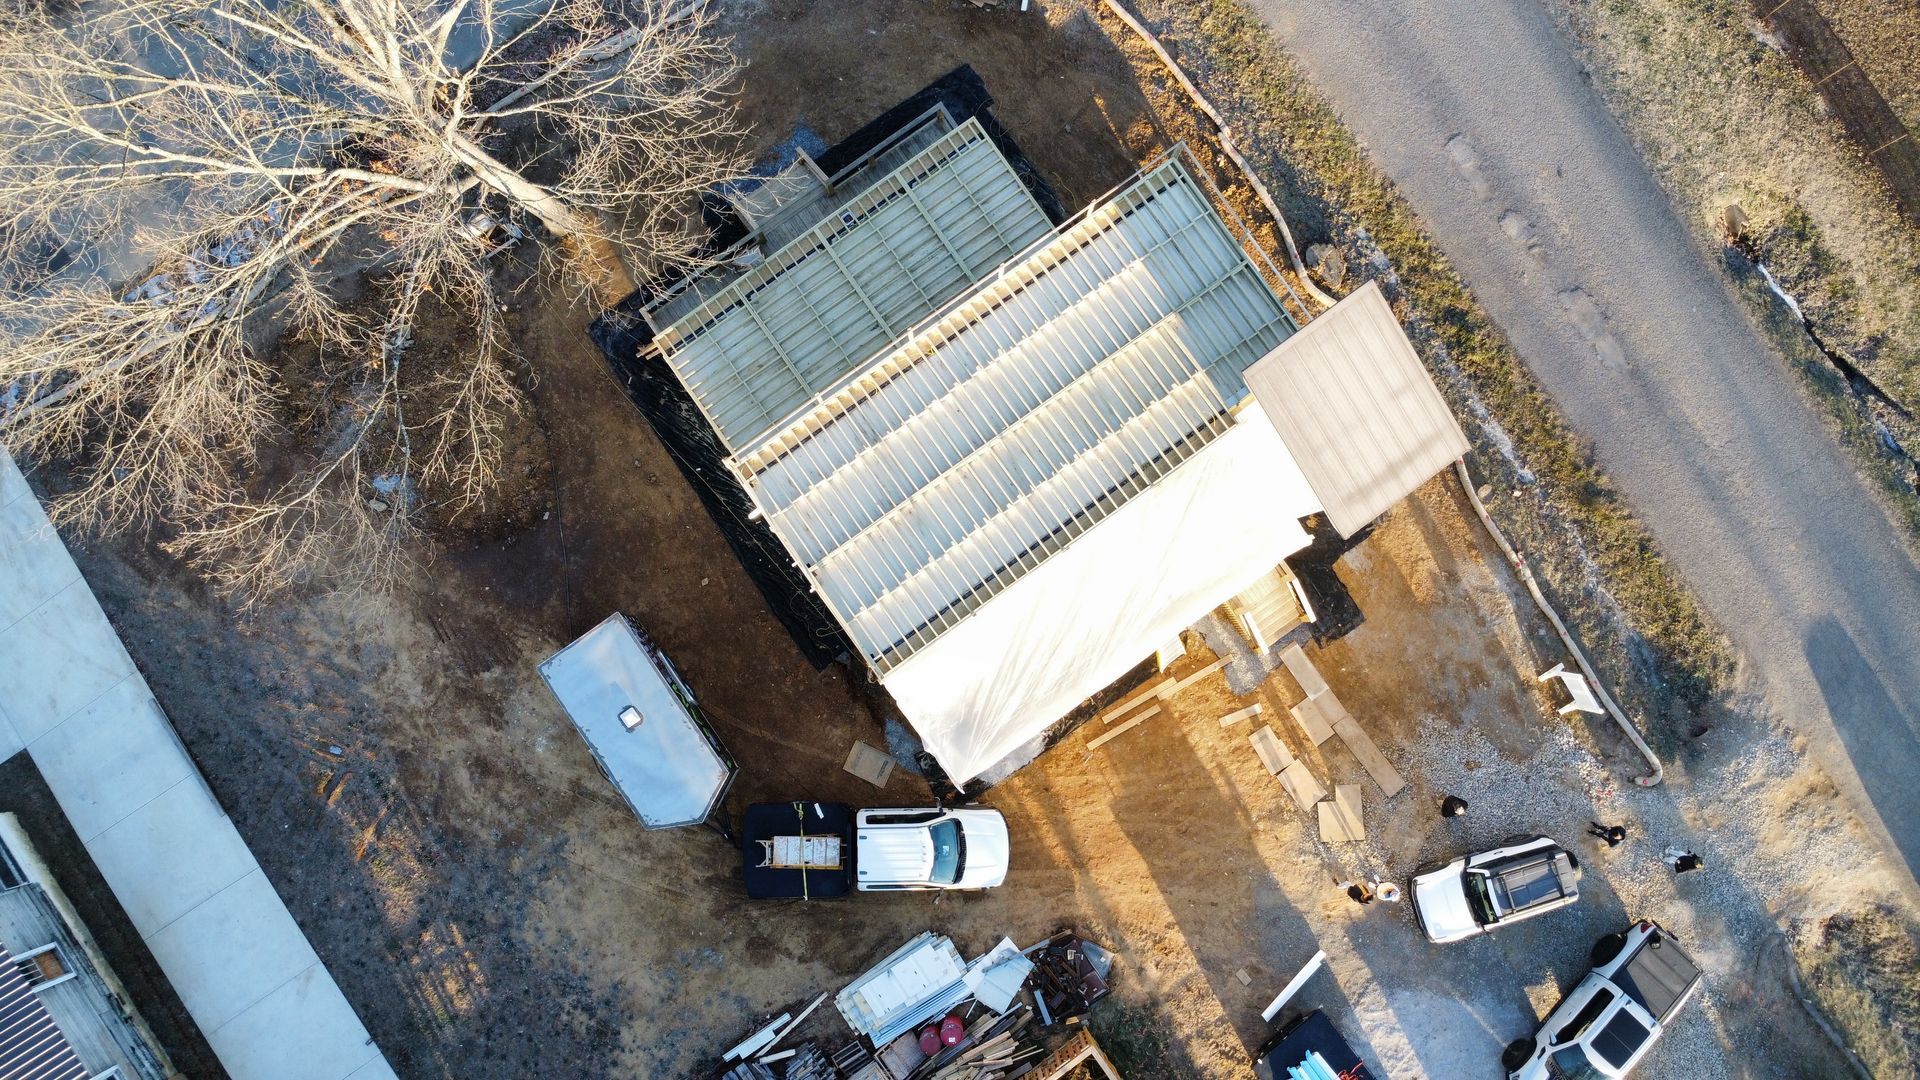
{"left": 940, "top": 1015, "right": 966, "bottom": 1046}
{"left": 919, "top": 1026, "right": 941, "bottom": 1055}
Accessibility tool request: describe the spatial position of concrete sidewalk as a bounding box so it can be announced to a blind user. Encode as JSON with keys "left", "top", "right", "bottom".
{"left": 0, "top": 450, "right": 394, "bottom": 1080}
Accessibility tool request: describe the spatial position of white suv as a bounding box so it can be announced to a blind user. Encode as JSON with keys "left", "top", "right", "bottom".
{"left": 854, "top": 807, "right": 1010, "bottom": 891}
{"left": 1411, "top": 835, "right": 1581, "bottom": 943}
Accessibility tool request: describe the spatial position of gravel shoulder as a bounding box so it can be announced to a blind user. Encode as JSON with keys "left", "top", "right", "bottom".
{"left": 1237, "top": 0, "right": 1920, "bottom": 889}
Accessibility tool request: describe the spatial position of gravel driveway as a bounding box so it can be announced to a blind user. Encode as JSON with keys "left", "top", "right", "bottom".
{"left": 1241, "top": 0, "right": 1920, "bottom": 881}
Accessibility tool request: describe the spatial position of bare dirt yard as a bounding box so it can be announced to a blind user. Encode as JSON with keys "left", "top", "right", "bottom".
{"left": 41, "top": 0, "right": 1916, "bottom": 1077}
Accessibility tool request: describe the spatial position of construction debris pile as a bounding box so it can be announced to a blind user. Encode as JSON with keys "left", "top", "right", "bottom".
{"left": 715, "top": 929, "right": 1115, "bottom": 1080}
{"left": 1024, "top": 932, "right": 1111, "bottom": 1027}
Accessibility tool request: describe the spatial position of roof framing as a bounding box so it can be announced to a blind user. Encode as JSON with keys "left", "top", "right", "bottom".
{"left": 737, "top": 155, "right": 1298, "bottom": 671}
{"left": 649, "top": 117, "right": 1054, "bottom": 451}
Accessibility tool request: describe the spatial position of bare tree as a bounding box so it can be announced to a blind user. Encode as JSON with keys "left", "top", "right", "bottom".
{"left": 0, "top": 0, "right": 740, "bottom": 597}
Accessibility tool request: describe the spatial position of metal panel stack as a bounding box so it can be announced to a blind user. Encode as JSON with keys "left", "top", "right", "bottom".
{"left": 836, "top": 933, "right": 971, "bottom": 1047}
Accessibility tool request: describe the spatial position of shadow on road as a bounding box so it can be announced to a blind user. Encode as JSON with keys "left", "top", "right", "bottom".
{"left": 1804, "top": 617, "right": 1920, "bottom": 881}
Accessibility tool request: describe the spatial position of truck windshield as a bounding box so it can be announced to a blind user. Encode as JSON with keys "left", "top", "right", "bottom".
{"left": 1464, "top": 872, "right": 1497, "bottom": 924}
{"left": 929, "top": 820, "right": 963, "bottom": 884}
{"left": 1545, "top": 1046, "right": 1603, "bottom": 1080}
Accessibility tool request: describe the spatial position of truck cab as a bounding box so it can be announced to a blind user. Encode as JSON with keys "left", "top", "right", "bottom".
{"left": 1411, "top": 835, "right": 1581, "bottom": 943}
{"left": 854, "top": 807, "right": 1009, "bottom": 891}
{"left": 1504, "top": 920, "right": 1702, "bottom": 1079}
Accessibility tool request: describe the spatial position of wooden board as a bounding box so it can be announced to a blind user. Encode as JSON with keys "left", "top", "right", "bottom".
{"left": 1288, "top": 695, "right": 1336, "bottom": 746}
{"left": 1318, "top": 784, "right": 1365, "bottom": 842}
{"left": 1248, "top": 725, "right": 1293, "bottom": 775}
{"left": 843, "top": 741, "right": 895, "bottom": 788}
{"left": 1277, "top": 760, "right": 1325, "bottom": 811}
{"left": 1318, "top": 692, "right": 1355, "bottom": 729}
{"left": 1279, "top": 643, "right": 1330, "bottom": 698}
{"left": 1166, "top": 657, "right": 1227, "bottom": 694}
{"left": 1333, "top": 716, "right": 1406, "bottom": 798}
{"left": 1218, "top": 703, "right": 1263, "bottom": 728}
{"left": 1088, "top": 705, "right": 1160, "bottom": 750}
{"left": 1100, "top": 678, "right": 1170, "bottom": 724}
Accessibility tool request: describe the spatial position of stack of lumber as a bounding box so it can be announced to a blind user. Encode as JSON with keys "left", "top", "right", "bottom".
{"left": 718, "top": 991, "right": 830, "bottom": 1074}
{"left": 908, "top": 1005, "right": 1042, "bottom": 1080}
{"left": 781, "top": 1044, "right": 834, "bottom": 1080}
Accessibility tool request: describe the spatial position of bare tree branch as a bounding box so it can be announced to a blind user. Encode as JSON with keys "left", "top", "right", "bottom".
{"left": 0, "top": 0, "right": 742, "bottom": 600}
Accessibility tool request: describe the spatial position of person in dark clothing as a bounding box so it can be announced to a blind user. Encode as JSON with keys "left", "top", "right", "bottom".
{"left": 1342, "top": 881, "right": 1376, "bottom": 905}
{"left": 1587, "top": 821, "right": 1627, "bottom": 847}
{"left": 1440, "top": 795, "right": 1469, "bottom": 818}
{"left": 1662, "top": 847, "right": 1704, "bottom": 874}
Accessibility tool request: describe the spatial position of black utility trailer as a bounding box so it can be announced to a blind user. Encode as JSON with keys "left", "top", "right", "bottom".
{"left": 741, "top": 802, "right": 854, "bottom": 899}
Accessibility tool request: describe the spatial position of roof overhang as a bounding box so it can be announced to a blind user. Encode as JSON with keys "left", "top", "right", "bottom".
{"left": 1243, "top": 281, "right": 1469, "bottom": 537}
{"left": 879, "top": 404, "right": 1319, "bottom": 784}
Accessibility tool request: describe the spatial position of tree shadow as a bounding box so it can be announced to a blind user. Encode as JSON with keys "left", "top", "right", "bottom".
{"left": 1803, "top": 616, "right": 1920, "bottom": 882}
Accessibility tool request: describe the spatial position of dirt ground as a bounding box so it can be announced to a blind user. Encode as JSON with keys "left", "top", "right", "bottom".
{"left": 46, "top": 0, "right": 1909, "bottom": 1077}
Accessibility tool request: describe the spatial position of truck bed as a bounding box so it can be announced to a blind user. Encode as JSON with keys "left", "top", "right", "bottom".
{"left": 1614, "top": 928, "right": 1701, "bottom": 1022}
{"left": 1257, "top": 1010, "right": 1376, "bottom": 1080}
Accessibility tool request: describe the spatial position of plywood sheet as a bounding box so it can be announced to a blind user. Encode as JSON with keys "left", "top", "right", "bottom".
{"left": 1277, "top": 760, "right": 1326, "bottom": 812}
{"left": 843, "top": 741, "right": 896, "bottom": 788}
{"left": 1333, "top": 716, "right": 1405, "bottom": 798}
{"left": 1243, "top": 280, "right": 1472, "bottom": 537}
{"left": 1289, "top": 696, "right": 1336, "bottom": 746}
{"left": 1248, "top": 725, "right": 1293, "bottom": 775}
{"left": 1278, "top": 644, "right": 1329, "bottom": 698}
{"left": 1317, "top": 784, "right": 1365, "bottom": 842}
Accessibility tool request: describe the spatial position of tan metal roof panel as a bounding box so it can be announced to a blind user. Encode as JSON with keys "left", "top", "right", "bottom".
{"left": 1242, "top": 281, "right": 1468, "bottom": 537}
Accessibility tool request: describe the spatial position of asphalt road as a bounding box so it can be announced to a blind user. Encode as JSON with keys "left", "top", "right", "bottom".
{"left": 1244, "top": 0, "right": 1920, "bottom": 879}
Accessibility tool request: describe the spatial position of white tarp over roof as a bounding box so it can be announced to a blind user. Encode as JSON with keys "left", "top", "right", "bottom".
{"left": 880, "top": 404, "right": 1319, "bottom": 783}
{"left": 539, "top": 614, "right": 734, "bottom": 830}
{"left": 1242, "top": 281, "right": 1470, "bottom": 537}
{"left": 0, "top": 449, "right": 395, "bottom": 1080}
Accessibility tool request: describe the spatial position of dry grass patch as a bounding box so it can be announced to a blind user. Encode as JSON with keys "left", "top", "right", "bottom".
{"left": 1551, "top": 0, "right": 1920, "bottom": 537}
{"left": 1796, "top": 904, "right": 1920, "bottom": 1077}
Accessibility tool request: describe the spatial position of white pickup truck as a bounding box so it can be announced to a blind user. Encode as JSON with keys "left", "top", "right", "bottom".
{"left": 853, "top": 807, "right": 1010, "bottom": 892}
{"left": 1503, "top": 920, "right": 1703, "bottom": 1079}
{"left": 1411, "top": 835, "right": 1582, "bottom": 943}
